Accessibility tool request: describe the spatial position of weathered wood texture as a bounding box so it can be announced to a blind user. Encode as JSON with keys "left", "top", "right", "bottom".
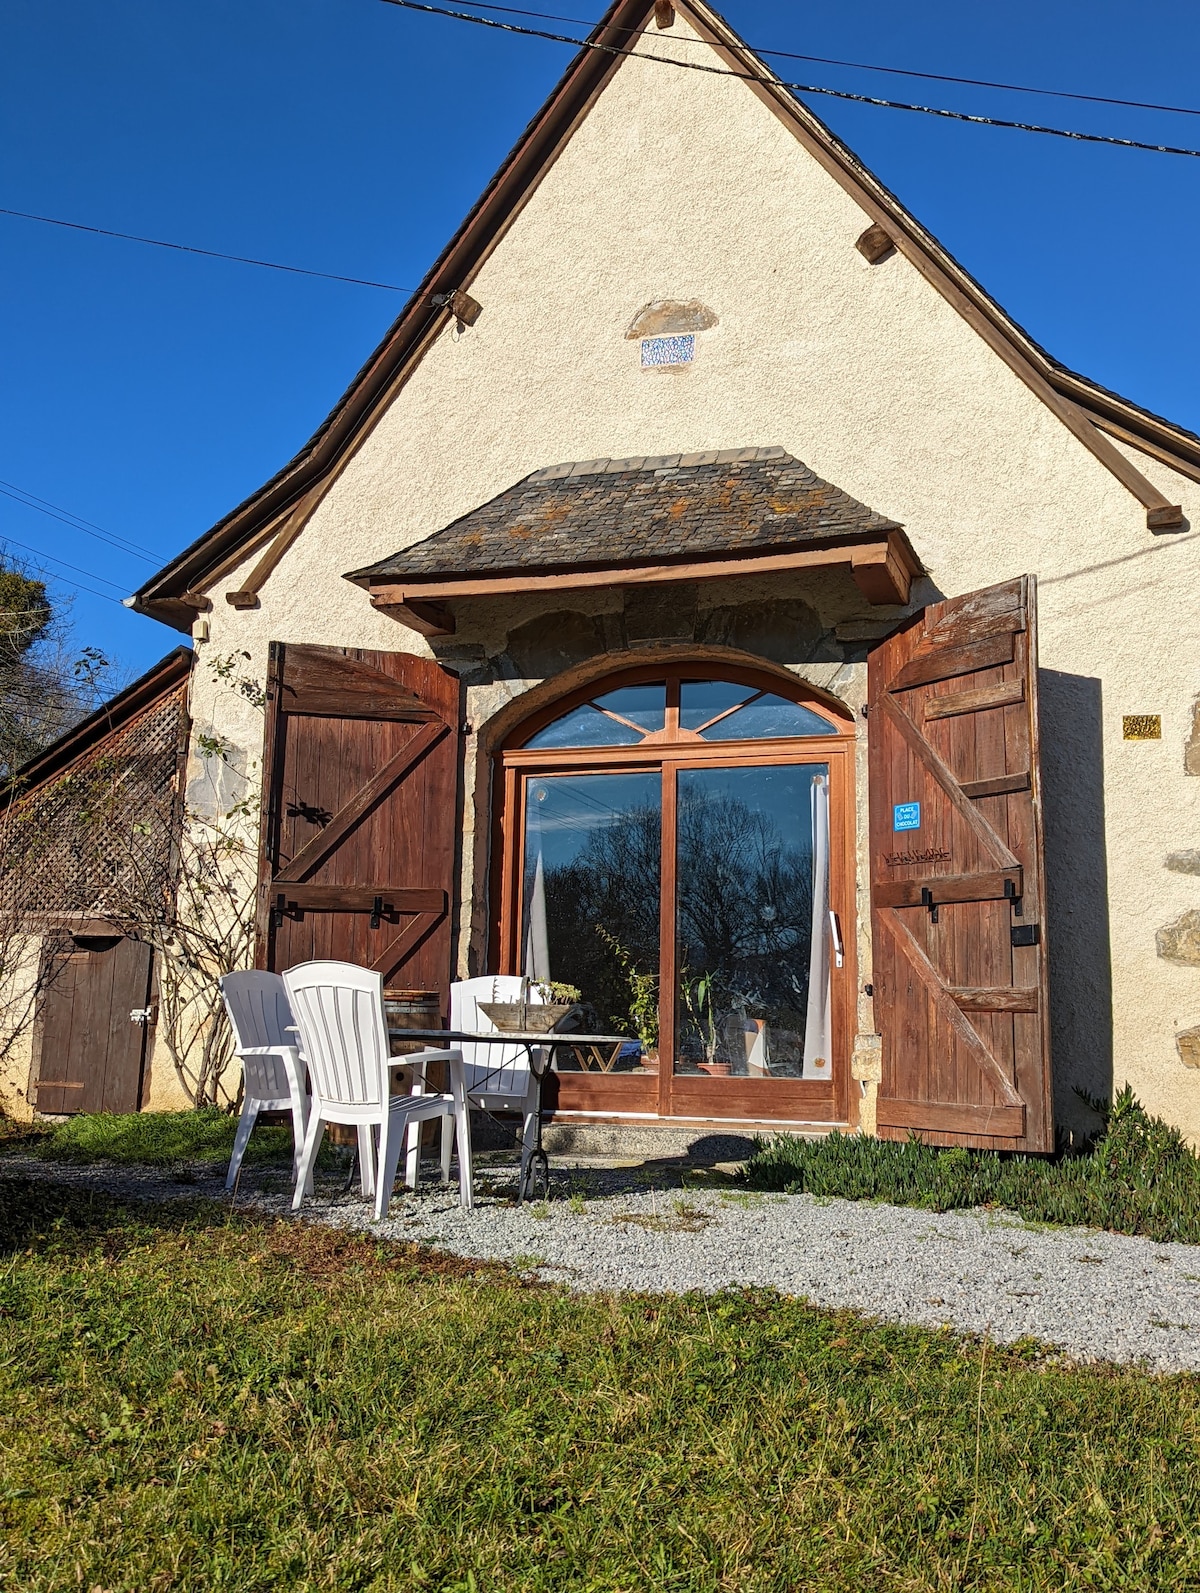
{"left": 33, "top": 935, "right": 155, "bottom": 1114}
{"left": 256, "top": 645, "right": 461, "bottom": 1010}
{"left": 867, "top": 576, "right": 1053, "bottom": 1152}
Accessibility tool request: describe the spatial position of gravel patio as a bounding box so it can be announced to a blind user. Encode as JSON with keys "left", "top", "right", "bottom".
{"left": 6, "top": 1148, "right": 1200, "bottom": 1375}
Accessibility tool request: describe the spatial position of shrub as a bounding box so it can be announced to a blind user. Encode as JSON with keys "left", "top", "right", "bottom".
{"left": 746, "top": 1087, "right": 1200, "bottom": 1244}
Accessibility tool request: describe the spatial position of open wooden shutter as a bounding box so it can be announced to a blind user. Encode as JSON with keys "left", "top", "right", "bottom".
{"left": 867, "top": 576, "right": 1053, "bottom": 1151}
{"left": 256, "top": 645, "right": 461, "bottom": 1010}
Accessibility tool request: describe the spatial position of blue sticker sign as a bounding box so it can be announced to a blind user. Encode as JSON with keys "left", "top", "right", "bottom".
{"left": 893, "top": 801, "right": 921, "bottom": 833}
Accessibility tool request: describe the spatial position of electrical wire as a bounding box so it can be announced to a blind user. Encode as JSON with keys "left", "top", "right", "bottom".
{"left": 0, "top": 535, "right": 131, "bottom": 604}
{"left": 453, "top": 0, "right": 1200, "bottom": 119}
{"left": 379, "top": 0, "right": 1200, "bottom": 159}
{"left": 0, "top": 207, "right": 416, "bottom": 292}
{"left": 0, "top": 481, "right": 158, "bottom": 564}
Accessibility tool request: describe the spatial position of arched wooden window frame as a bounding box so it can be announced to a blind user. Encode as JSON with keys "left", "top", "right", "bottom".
{"left": 491, "top": 662, "right": 859, "bottom": 1126}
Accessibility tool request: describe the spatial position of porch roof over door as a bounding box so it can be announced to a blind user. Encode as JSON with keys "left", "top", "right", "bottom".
{"left": 346, "top": 447, "right": 923, "bottom": 636}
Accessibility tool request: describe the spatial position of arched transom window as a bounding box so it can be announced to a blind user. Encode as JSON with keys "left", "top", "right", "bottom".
{"left": 518, "top": 673, "right": 841, "bottom": 749}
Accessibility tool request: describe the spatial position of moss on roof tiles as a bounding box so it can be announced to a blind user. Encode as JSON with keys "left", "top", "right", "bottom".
{"left": 348, "top": 450, "right": 899, "bottom": 584}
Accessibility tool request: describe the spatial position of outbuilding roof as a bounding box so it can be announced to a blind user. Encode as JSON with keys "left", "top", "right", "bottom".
{"left": 348, "top": 448, "right": 901, "bottom": 584}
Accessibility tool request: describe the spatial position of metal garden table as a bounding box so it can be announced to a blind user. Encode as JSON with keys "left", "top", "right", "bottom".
{"left": 388, "top": 1027, "right": 633, "bottom": 1201}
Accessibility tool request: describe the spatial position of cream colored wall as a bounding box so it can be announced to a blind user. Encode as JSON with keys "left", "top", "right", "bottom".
{"left": 184, "top": 17, "right": 1200, "bottom": 1136}
{"left": 0, "top": 933, "right": 44, "bottom": 1121}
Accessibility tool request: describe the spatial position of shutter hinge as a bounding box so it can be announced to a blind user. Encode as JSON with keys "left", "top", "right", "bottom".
{"left": 1011, "top": 923, "right": 1040, "bottom": 947}
{"left": 370, "top": 895, "right": 384, "bottom": 930}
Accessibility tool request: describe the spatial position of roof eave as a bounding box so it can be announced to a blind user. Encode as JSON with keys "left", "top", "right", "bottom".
{"left": 130, "top": 0, "right": 659, "bottom": 620}
{"left": 132, "top": 0, "right": 1200, "bottom": 620}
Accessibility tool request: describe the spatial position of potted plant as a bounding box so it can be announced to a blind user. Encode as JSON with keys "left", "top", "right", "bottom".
{"left": 479, "top": 979, "right": 581, "bottom": 1034}
{"left": 597, "top": 927, "right": 659, "bottom": 1068}
{"left": 682, "top": 971, "right": 729, "bottom": 1075}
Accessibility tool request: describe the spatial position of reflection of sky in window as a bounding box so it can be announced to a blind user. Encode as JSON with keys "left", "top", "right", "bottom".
{"left": 676, "top": 762, "right": 828, "bottom": 854}
{"left": 679, "top": 679, "right": 752, "bottom": 730}
{"left": 526, "top": 772, "right": 661, "bottom": 871}
{"left": 702, "top": 695, "right": 834, "bottom": 741}
{"left": 524, "top": 704, "right": 639, "bottom": 748}
{"left": 592, "top": 682, "right": 665, "bottom": 732}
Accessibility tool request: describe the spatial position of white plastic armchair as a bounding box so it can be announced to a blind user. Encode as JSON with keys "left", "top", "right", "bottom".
{"left": 219, "top": 970, "right": 310, "bottom": 1194}
{"left": 450, "top": 976, "right": 545, "bottom": 1191}
{"left": 282, "top": 960, "right": 472, "bottom": 1218}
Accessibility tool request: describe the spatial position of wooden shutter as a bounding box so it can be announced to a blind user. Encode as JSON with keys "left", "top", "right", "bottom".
{"left": 867, "top": 576, "right": 1053, "bottom": 1151}
{"left": 256, "top": 645, "right": 461, "bottom": 1009}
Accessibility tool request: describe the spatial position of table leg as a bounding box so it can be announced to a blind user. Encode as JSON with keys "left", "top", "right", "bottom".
{"left": 517, "top": 1044, "right": 551, "bottom": 1203}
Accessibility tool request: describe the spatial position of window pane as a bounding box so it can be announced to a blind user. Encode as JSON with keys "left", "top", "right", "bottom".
{"left": 674, "top": 763, "right": 829, "bottom": 1079}
{"left": 592, "top": 682, "right": 666, "bottom": 732}
{"left": 701, "top": 693, "right": 833, "bottom": 740}
{"left": 524, "top": 703, "right": 642, "bottom": 748}
{"left": 523, "top": 772, "right": 660, "bottom": 1071}
{"left": 679, "top": 679, "right": 755, "bottom": 731}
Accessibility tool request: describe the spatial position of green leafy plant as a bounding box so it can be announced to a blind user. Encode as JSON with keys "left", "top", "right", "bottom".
{"left": 746, "top": 1087, "right": 1200, "bottom": 1246}
{"left": 681, "top": 969, "right": 720, "bottom": 1064}
{"left": 596, "top": 927, "right": 658, "bottom": 1050}
{"left": 533, "top": 980, "right": 581, "bottom": 1006}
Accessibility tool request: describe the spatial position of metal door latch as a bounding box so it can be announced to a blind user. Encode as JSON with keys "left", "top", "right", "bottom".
{"left": 129, "top": 1006, "right": 155, "bottom": 1025}
{"left": 1011, "top": 923, "right": 1040, "bottom": 947}
{"left": 270, "top": 892, "right": 286, "bottom": 929}
{"left": 370, "top": 895, "right": 384, "bottom": 929}
{"left": 1004, "top": 877, "right": 1024, "bottom": 918}
{"left": 921, "top": 886, "right": 939, "bottom": 924}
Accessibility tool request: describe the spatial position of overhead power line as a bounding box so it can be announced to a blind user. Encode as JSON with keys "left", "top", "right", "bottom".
{"left": 0, "top": 207, "right": 415, "bottom": 292}
{"left": 0, "top": 479, "right": 158, "bottom": 563}
{"left": 0, "top": 534, "right": 132, "bottom": 606}
{"left": 379, "top": 0, "right": 1200, "bottom": 159}
{"left": 457, "top": 0, "right": 1200, "bottom": 119}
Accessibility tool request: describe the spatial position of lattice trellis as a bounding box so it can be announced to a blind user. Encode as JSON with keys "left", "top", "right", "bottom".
{"left": 0, "top": 683, "right": 188, "bottom": 920}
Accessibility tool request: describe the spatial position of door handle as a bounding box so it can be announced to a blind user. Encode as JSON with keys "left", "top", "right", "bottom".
{"left": 828, "top": 910, "right": 845, "bottom": 969}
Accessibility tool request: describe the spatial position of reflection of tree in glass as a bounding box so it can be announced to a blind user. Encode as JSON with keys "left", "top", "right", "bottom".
{"left": 540, "top": 803, "right": 661, "bottom": 1033}
{"left": 676, "top": 791, "right": 813, "bottom": 1060}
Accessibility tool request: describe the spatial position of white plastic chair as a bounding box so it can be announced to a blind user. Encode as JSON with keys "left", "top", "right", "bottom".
{"left": 282, "top": 960, "right": 472, "bottom": 1218}
{"left": 450, "top": 976, "right": 546, "bottom": 1191}
{"left": 219, "top": 970, "right": 310, "bottom": 1195}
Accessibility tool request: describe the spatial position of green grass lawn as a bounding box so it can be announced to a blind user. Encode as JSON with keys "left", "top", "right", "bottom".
{"left": 2, "top": 1105, "right": 298, "bottom": 1168}
{"left": 748, "top": 1088, "right": 1200, "bottom": 1247}
{"left": 1, "top": 1178, "right": 1199, "bottom": 1590}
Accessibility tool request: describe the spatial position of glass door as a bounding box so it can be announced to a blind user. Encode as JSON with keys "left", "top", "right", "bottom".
{"left": 671, "top": 762, "right": 832, "bottom": 1084}
{"left": 501, "top": 666, "right": 855, "bottom": 1123}
{"left": 520, "top": 769, "right": 661, "bottom": 1074}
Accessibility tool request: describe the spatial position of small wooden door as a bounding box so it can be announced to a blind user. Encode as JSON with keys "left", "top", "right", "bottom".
{"left": 33, "top": 934, "right": 156, "bottom": 1114}
{"left": 256, "top": 644, "right": 461, "bottom": 1007}
{"left": 867, "top": 576, "right": 1053, "bottom": 1151}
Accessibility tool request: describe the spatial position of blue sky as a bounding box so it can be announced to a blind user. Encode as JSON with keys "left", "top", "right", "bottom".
{"left": 4, "top": 0, "right": 1200, "bottom": 683}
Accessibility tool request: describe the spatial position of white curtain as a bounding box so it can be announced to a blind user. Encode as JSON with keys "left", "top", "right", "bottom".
{"left": 523, "top": 794, "right": 551, "bottom": 981}
{"left": 802, "top": 771, "right": 832, "bottom": 1080}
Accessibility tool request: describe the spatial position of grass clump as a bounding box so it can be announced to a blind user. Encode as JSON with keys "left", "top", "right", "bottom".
{"left": 4, "top": 1177, "right": 1200, "bottom": 1589}
{"left": 8, "top": 1107, "right": 297, "bottom": 1169}
{"left": 747, "top": 1088, "right": 1200, "bottom": 1243}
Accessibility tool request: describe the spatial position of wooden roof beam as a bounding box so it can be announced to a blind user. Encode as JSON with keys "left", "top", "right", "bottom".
{"left": 365, "top": 531, "right": 919, "bottom": 620}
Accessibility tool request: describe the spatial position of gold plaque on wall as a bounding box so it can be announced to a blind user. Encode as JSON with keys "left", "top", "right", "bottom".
{"left": 1123, "top": 714, "right": 1162, "bottom": 740}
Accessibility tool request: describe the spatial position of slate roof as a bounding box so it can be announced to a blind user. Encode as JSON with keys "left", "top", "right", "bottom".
{"left": 348, "top": 447, "right": 902, "bottom": 585}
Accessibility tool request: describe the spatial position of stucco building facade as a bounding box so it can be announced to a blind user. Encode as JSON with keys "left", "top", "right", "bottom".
{"left": 15, "top": 0, "right": 1200, "bottom": 1144}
